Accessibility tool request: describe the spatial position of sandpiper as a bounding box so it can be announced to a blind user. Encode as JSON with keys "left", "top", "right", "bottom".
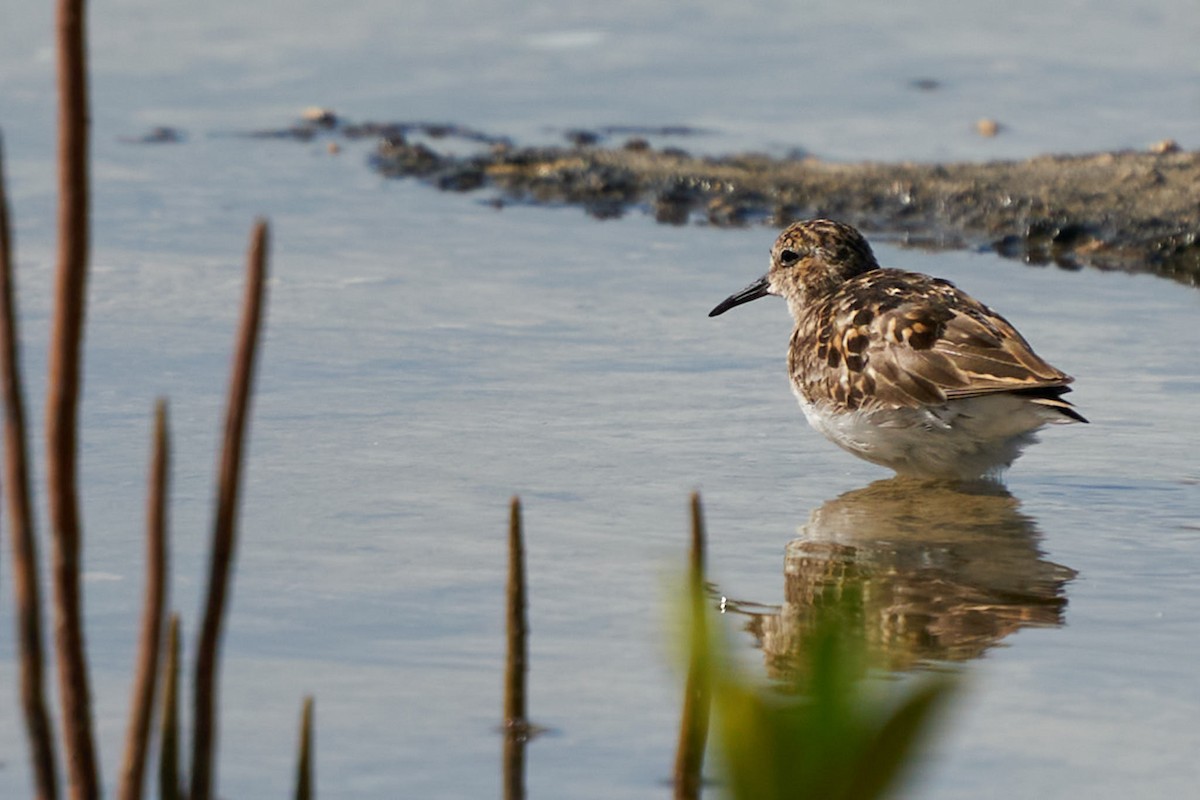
{"left": 709, "top": 219, "right": 1086, "bottom": 479}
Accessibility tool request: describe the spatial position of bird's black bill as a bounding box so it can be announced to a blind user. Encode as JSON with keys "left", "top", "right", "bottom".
{"left": 708, "top": 275, "right": 771, "bottom": 317}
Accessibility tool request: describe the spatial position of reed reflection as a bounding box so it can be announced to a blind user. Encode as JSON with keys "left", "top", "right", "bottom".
{"left": 728, "top": 478, "right": 1076, "bottom": 675}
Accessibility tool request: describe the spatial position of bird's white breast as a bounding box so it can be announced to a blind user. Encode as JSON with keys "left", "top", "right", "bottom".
{"left": 793, "top": 389, "right": 1067, "bottom": 479}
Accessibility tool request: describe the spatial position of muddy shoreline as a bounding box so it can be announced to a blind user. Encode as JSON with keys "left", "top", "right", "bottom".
{"left": 252, "top": 119, "right": 1200, "bottom": 285}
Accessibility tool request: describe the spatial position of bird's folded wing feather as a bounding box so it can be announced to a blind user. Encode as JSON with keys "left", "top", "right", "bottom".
{"left": 857, "top": 282, "right": 1073, "bottom": 409}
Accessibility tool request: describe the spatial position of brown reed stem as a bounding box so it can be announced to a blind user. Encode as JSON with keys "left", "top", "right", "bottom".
{"left": 190, "top": 219, "right": 269, "bottom": 800}
{"left": 117, "top": 400, "right": 171, "bottom": 800}
{"left": 672, "top": 492, "right": 710, "bottom": 800}
{"left": 158, "top": 614, "right": 181, "bottom": 800}
{"left": 502, "top": 496, "right": 528, "bottom": 800}
{"left": 504, "top": 497, "right": 527, "bottom": 726}
{"left": 294, "top": 696, "right": 315, "bottom": 800}
{"left": 1, "top": 134, "right": 62, "bottom": 800}
{"left": 49, "top": 0, "right": 99, "bottom": 792}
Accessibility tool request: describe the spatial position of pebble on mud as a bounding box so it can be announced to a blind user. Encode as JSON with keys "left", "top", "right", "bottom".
{"left": 565, "top": 129, "right": 601, "bottom": 147}
{"left": 1149, "top": 139, "right": 1180, "bottom": 155}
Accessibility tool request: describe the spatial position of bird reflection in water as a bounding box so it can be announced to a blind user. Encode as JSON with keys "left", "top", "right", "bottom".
{"left": 724, "top": 478, "right": 1076, "bottom": 677}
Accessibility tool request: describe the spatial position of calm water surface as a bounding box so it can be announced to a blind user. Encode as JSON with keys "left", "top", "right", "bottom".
{"left": 0, "top": 0, "right": 1198, "bottom": 798}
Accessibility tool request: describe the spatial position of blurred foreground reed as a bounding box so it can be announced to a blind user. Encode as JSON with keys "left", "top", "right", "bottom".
{"left": 0, "top": 1, "right": 309, "bottom": 797}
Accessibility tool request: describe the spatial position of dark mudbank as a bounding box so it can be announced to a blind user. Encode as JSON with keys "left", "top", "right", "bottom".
{"left": 254, "top": 118, "right": 1200, "bottom": 285}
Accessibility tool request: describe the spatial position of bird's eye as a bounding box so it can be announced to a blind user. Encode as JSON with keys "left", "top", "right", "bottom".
{"left": 779, "top": 248, "right": 800, "bottom": 266}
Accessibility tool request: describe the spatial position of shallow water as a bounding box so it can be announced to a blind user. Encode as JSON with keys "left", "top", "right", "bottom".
{"left": 1, "top": 1, "right": 1199, "bottom": 798}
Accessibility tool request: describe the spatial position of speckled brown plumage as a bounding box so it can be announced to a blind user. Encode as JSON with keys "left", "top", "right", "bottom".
{"left": 710, "top": 219, "right": 1086, "bottom": 478}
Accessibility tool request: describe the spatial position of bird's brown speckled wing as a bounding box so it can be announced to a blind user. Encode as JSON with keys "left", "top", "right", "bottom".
{"left": 790, "top": 269, "right": 1074, "bottom": 412}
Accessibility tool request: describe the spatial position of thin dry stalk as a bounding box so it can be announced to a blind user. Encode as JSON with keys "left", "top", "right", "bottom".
{"left": 117, "top": 400, "right": 171, "bottom": 800}
{"left": 1, "top": 135, "right": 61, "bottom": 800}
{"left": 294, "top": 696, "right": 314, "bottom": 800}
{"left": 503, "top": 497, "right": 527, "bottom": 726}
{"left": 190, "top": 220, "right": 270, "bottom": 800}
{"left": 672, "top": 492, "right": 710, "bottom": 800}
{"left": 48, "top": 0, "right": 100, "bottom": 793}
{"left": 502, "top": 496, "right": 529, "bottom": 800}
{"left": 158, "top": 614, "right": 182, "bottom": 800}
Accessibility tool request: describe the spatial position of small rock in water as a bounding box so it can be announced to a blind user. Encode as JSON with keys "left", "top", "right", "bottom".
{"left": 121, "top": 126, "right": 185, "bottom": 144}
{"left": 302, "top": 107, "right": 338, "bottom": 127}
{"left": 975, "top": 118, "right": 1001, "bottom": 138}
